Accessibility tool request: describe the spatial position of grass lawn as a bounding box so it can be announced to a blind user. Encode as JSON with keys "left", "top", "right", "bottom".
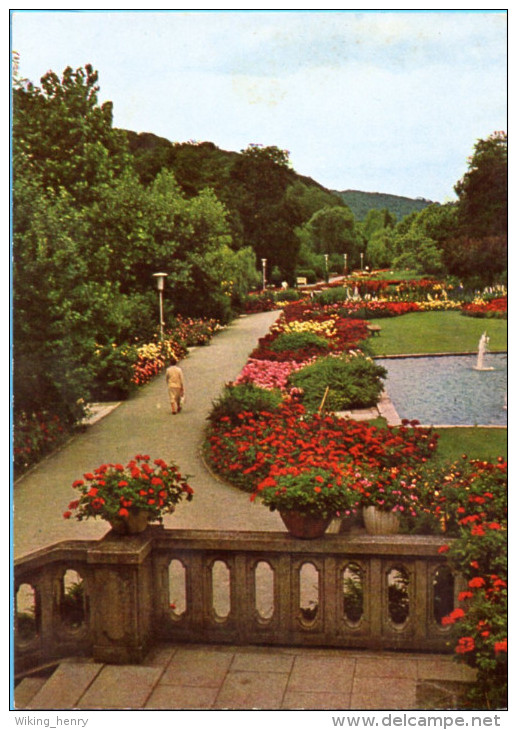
{"left": 366, "top": 311, "right": 507, "bottom": 356}
{"left": 369, "top": 419, "right": 506, "bottom": 463}
{"left": 433, "top": 427, "right": 507, "bottom": 463}
{"left": 358, "top": 270, "right": 427, "bottom": 282}
{"left": 364, "top": 311, "right": 507, "bottom": 461}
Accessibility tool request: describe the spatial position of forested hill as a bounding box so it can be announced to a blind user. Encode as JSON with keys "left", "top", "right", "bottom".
{"left": 334, "top": 189, "right": 437, "bottom": 221}
{"left": 124, "top": 130, "right": 437, "bottom": 222}
{"left": 123, "top": 130, "right": 332, "bottom": 196}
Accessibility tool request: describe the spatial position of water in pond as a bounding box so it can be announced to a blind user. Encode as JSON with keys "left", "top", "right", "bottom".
{"left": 377, "top": 353, "right": 507, "bottom": 426}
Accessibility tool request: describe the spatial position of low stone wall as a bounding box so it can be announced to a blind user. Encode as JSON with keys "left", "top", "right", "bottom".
{"left": 14, "top": 527, "right": 461, "bottom": 673}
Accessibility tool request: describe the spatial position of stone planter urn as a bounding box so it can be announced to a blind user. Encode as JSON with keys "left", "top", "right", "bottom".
{"left": 362, "top": 506, "right": 400, "bottom": 535}
{"left": 109, "top": 509, "right": 151, "bottom": 535}
{"left": 279, "top": 510, "right": 333, "bottom": 539}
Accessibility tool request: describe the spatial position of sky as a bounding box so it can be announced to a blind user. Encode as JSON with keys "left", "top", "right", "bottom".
{"left": 10, "top": 8, "right": 507, "bottom": 203}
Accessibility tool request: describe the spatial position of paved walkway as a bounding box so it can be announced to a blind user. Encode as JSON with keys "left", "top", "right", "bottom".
{"left": 13, "top": 310, "right": 477, "bottom": 710}
{"left": 14, "top": 311, "right": 284, "bottom": 558}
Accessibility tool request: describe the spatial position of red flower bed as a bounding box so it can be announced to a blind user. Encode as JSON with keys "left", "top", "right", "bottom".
{"left": 461, "top": 297, "right": 507, "bottom": 318}
{"left": 206, "top": 402, "right": 438, "bottom": 494}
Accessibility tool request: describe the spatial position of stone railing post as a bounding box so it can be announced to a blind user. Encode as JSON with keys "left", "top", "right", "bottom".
{"left": 86, "top": 530, "right": 155, "bottom": 664}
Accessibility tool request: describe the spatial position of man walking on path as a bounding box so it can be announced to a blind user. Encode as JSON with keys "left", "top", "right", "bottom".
{"left": 13, "top": 310, "right": 284, "bottom": 558}
{"left": 165, "top": 357, "right": 185, "bottom": 414}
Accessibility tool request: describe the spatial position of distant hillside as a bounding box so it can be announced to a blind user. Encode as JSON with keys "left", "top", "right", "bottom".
{"left": 335, "top": 189, "right": 436, "bottom": 221}
{"left": 122, "top": 131, "right": 437, "bottom": 225}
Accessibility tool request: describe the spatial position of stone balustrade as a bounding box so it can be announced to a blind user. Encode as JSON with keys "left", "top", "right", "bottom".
{"left": 14, "top": 527, "right": 460, "bottom": 674}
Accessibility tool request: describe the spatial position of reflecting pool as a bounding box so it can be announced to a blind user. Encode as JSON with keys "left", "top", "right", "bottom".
{"left": 377, "top": 353, "right": 507, "bottom": 426}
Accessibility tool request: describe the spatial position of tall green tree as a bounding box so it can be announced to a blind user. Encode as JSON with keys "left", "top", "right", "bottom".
{"left": 454, "top": 131, "right": 507, "bottom": 238}
{"left": 229, "top": 144, "right": 303, "bottom": 280}
{"left": 13, "top": 64, "right": 130, "bottom": 206}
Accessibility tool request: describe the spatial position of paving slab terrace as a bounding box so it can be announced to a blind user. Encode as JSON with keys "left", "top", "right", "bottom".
{"left": 16, "top": 644, "right": 477, "bottom": 711}
{"left": 13, "top": 310, "right": 477, "bottom": 711}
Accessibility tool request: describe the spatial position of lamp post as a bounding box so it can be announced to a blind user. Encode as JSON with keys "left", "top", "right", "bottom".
{"left": 153, "top": 272, "right": 168, "bottom": 340}
{"left": 324, "top": 253, "right": 329, "bottom": 282}
{"left": 261, "top": 258, "right": 267, "bottom": 291}
{"left": 343, "top": 253, "right": 348, "bottom": 276}
{"left": 360, "top": 252, "right": 364, "bottom": 271}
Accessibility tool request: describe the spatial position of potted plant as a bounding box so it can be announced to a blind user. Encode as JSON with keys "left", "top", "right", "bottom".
{"left": 251, "top": 464, "right": 360, "bottom": 539}
{"left": 63, "top": 454, "right": 194, "bottom": 534}
{"left": 354, "top": 466, "right": 423, "bottom": 535}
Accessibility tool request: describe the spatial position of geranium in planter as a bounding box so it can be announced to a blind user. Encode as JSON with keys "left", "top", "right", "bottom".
{"left": 354, "top": 466, "right": 424, "bottom": 534}
{"left": 251, "top": 465, "right": 360, "bottom": 538}
{"left": 64, "top": 454, "right": 194, "bottom": 534}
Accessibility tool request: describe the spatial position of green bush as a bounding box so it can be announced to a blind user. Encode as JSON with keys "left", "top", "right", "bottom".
{"left": 207, "top": 383, "right": 283, "bottom": 425}
{"left": 273, "top": 288, "right": 305, "bottom": 302}
{"left": 269, "top": 331, "right": 331, "bottom": 354}
{"left": 90, "top": 341, "right": 138, "bottom": 400}
{"left": 295, "top": 268, "right": 317, "bottom": 284}
{"left": 313, "top": 287, "right": 350, "bottom": 305}
{"left": 289, "top": 354, "right": 387, "bottom": 412}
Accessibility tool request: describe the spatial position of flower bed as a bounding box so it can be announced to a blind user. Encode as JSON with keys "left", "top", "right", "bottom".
{"left": 250, "top": 310, "right": 369, "bottom": 362}
{"left": 205, "top": 402, "right": 438, "bottom": 495}
{"left": 461, "top": 297, "right": 507, "bottom": 319}
{"left": 435, "top": 458, "right": 507, "bottom": 709}
{"left": 13, "top": 410, "right": 69, "bottom": 476}
{"left": 234, "top": 358, "right": 312, "bottom": 391}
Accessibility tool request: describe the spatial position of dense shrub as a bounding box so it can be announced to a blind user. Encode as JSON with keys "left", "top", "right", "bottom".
{"left": 207, "top": 383, "right": 283, "bottom": 426}
{"left": 295, "top": 268, "right": 317, "bottom": 284}
{"left": 289, "top": 353, "right": 387, "bottom": 412}
{"left": 240, "top": 292, "right": 277, "bottom": 313}
{"left": 269, "top": 331, "right": 331, "bottom": 354}
{"left": 90, "top": 342, "right": 139, "bottom": 400}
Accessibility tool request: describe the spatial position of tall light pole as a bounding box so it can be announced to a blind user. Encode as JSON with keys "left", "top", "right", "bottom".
{"left": 343, "top": 253, "right": 348, "bottom": 276}
{"left": 324, "top": 254, "right": 329, "bottom": 282}
{"left": 360, "top": 252, "right": 364, "bottom": 271}
{"left": 262, "top": 258, "right": 267, "bottom": 291}
{"left": 153, "top": 272, "right": 168, "bottom": 340}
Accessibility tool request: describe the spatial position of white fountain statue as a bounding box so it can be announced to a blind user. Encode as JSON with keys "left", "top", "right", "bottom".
{"left": 474, "top": 331, "right": 495, "bottom": 371}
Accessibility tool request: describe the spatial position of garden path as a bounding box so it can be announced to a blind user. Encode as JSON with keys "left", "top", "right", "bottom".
{"left": 13, "top": 310, "right": 284, "bottom": 558}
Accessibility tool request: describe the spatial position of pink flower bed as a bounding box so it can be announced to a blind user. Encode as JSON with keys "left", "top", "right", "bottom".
{"left": 234, "top": 358, "right": 313, "bottom": 391}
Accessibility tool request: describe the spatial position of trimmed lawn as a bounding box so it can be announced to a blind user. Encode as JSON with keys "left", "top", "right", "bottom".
{"left": 366, "top": 311, "right": 507, "bottom": 356}
{"left": 369, "top": 420, "right": 506, "bottom": 463}
{"left": 433, "top": 427, "right": 507, "bottom": 463}
{"left": 364, "top": 311, "right": 507, "bottom": 463}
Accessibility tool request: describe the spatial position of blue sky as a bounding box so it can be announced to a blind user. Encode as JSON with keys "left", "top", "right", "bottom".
{"left": 10, "top": 8, "right": 507, "bottom": 202}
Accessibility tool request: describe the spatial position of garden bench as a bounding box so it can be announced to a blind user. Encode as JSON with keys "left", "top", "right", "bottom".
{"left": 296, "top": 277, "right": 308, "bottom": 287}
{"left": 367, "top": 324, "right": 382, "bottom": 336}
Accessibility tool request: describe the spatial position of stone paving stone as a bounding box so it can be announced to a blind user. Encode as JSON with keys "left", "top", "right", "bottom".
{"left": 282, "top": 690, "right": 351, "bottom": 710}
{"left": 230, "top": 651, "right": 294, "bottom": 673}
{"left": 159, "top": 647, "right": 234, "bottom": 687}
{"left": 355, "top": 656, "right": 418, "bottom": 678}
{"left": 350, "top": 676, "right": 417, "bottom": 710}
{"left": 145, "top": 684, "right": 219, "bottom": 709}
{"left": 26, "top": 663, "right": 104, "bottom": 709}
{"left": 142, "top": 644, "right": 178, "bottom": 667}
{"left": 287, "top": 656, "right": 356, "bottom": 694}
{"left": 214, "top": 670, "right": 289, "bottom": 709}
{"left": 417, "top": 656, "right": 477, "bottom": 682}
{"left": 77, "top": 665, "right": 162, "bottom": 709}
{"left": 416, "top": 680, "right": 472, "bottom": 710}
{"left": 14, "top": 677, "right": 47, "bottom": 709}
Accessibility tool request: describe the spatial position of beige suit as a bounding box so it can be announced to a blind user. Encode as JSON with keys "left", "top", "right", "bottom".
{"left": 166, "top": 365, "right": 185, "bottom": 413}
